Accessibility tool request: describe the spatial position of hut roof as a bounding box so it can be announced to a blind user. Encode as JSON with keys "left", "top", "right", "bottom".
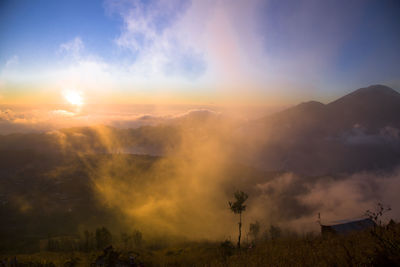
{"left": 321, "top": 218, "right": 374, "bottom": 234}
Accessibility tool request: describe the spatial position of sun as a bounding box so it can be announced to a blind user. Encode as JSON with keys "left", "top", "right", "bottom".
{"left": 63, "top": 90, "right": 84, "bottom": 106}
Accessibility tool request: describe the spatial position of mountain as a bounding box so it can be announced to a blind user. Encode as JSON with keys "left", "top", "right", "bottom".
{"left": 326, "top": 85, "right": 400, "bottom": 133}
{"left": 251, "top": 84, "right": 400, "bottom": 175}
{"left": 259, "top": 100, "right": 328, "bottom": 140}
{"left": 260, "top": 84, "right": 400, "bottom": 135}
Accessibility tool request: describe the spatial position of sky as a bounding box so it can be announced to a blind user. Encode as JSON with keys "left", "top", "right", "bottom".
{"left": 0, "top": 0, "right": 399, "bottom": 106}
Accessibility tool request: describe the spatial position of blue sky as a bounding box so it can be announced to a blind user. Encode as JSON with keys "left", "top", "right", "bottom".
{"left": 0, "top": 0, "right": 119, "bottom": 67}
{"left": 0, "top": 0, "right": 399, "bottom": 105}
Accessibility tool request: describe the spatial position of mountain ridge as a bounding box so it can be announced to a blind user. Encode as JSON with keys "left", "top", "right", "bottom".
{"left": 260, "top": 84, "right": 400, "bottom": 133}
{"left": 250, "top": 84, "right": 400, "bottom": 175}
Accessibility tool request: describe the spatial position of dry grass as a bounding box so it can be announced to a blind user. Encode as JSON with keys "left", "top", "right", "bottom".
{"left": 1, "top": 223, "right": 399, "bottom": 266}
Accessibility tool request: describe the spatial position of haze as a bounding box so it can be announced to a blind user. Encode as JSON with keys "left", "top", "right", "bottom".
{"left": 1, "top": 0, "right": 400, "bottom": 264}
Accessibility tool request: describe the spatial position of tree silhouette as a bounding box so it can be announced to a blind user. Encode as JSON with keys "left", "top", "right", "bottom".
{"left": 249, "top": 221, "right": 260, "bottom": 242}
{"left": 229, "top": 190, "right": 248, "bottom": 248}
{"left": 95, "top": 227, "right": 112, "bottom": 250}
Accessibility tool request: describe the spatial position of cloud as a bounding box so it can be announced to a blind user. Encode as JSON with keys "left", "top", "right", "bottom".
{"left": 51, "top": 109, "right": 76, "bottom": 117}
{"left": 0, "top": 105, "right": 224, "bottom": 134}
{"left": 105, "top": 0, "right": 361, "bottom": 94}
{"left": 246, "top": 168, "right": 400, "bottom": 233}
{"left": 3, "top": 1, "right": 348, "bottom": 104}
{"left": 103, "top": 0, "right": 268, "bottom": 86}
{"left": 0, "top": 37, "right": 117, "bottom": 102}
{"left": 106, "top": 0, "right": 207, "bottom": 80}
{"left": 1, "top": 55, "right": 19, "bottom": 85}
{"left": 298, "top": 170, "right": 400, "bottom": 226}
{"left": 1, "top": 103, "right": 400, "bottom": 238}
{"left": 59, "top": 37, "right": 85, "bottom": 59}
{"left": 52, "top": 38, "right": 117, "bottom": 98}
{"left": 5, "top": 55, "right": 19, "bottom": 68}
{"left": 342, "top": 124, "right": 400, "bottom": 145}
{"left": 2, "top": 0, "right": 395, "bottom": 106}
{"left": 109, "top": 0, "right": 189, "bottom": 53}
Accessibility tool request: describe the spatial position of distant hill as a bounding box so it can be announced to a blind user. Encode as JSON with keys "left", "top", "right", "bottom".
{"left": 326, "top": 85, "right": 400, "bottom": 132}
{"left": 260, "top": 84, "right": 400, "bottom": 135}
{"left": 251, "top": 85, "right": 400, "bottom": 174}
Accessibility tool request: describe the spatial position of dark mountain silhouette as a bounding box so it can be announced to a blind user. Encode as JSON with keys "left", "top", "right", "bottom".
{"left": 260, "top": 100, "right": 328, "bottom": 140}
{"left": 326, "top": 85, "right": 400, "bottom": 133}
{"left": 260, "top": 84, "right": 400, "bottom": 136}
{"left": 252, "top": 84, "right": 400, "bottom": 175}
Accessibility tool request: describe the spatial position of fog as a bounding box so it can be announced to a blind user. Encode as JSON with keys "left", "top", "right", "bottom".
{"left": 81, "top": 120, "right": 400, "bottom": 239}
{"left": 1, "top": 102, "right": 400, "bottom": 241}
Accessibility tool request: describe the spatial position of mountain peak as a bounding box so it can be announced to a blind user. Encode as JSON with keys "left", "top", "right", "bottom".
{"left": 353, "top": 84, "right": 400, "bottom": 96}
{"left": 297, "top": 101, "right": 325, "bottom": 109}
{"left": 325, "top": 84, "right": 400, "bottom": 131}
{"left": 329, "top": 85, "right": 400, "bottom": 106}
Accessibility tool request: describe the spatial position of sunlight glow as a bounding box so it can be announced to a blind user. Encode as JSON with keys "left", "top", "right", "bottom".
{"left": 63, "top": 89, "right": 84, "bottom": 106}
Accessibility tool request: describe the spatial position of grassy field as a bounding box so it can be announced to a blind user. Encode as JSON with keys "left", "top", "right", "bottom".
{"left": 1, "top": 222, "right": 399, "bottom": 267}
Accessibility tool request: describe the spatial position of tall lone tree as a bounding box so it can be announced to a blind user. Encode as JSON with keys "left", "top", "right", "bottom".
{"left": 229, "top": 190, "right": 248, "bottom": 248}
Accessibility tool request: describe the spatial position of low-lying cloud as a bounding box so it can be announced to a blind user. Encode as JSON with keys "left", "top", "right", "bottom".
{"left": 249, "top": 169, "right": 400, "bottom": 233}
{"left": 0, "top": 106, "right": 224, "bottom": 135}
{"left": 2, "top": 104, "right": 400, "bottom": 241}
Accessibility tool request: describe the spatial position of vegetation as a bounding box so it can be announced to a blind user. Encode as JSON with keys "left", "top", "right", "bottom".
{"left": 1, "top": 151, "right": 399, "bottom": 266}
{"left": 0, "top": 221, "right": 399, "bottom": 266}
{"left": 228, "top": 191, "right": 248, "bottom": 249}
{"left": 249, "top": 221, "right": 260, "bottom": 243}
{"left": 0, "top": 200, "right": 399, "bottom": 266}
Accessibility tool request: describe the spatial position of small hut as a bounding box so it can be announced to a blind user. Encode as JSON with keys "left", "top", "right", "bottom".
{"left": 320, "top": 218, "right": 375, "bottom": 235}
